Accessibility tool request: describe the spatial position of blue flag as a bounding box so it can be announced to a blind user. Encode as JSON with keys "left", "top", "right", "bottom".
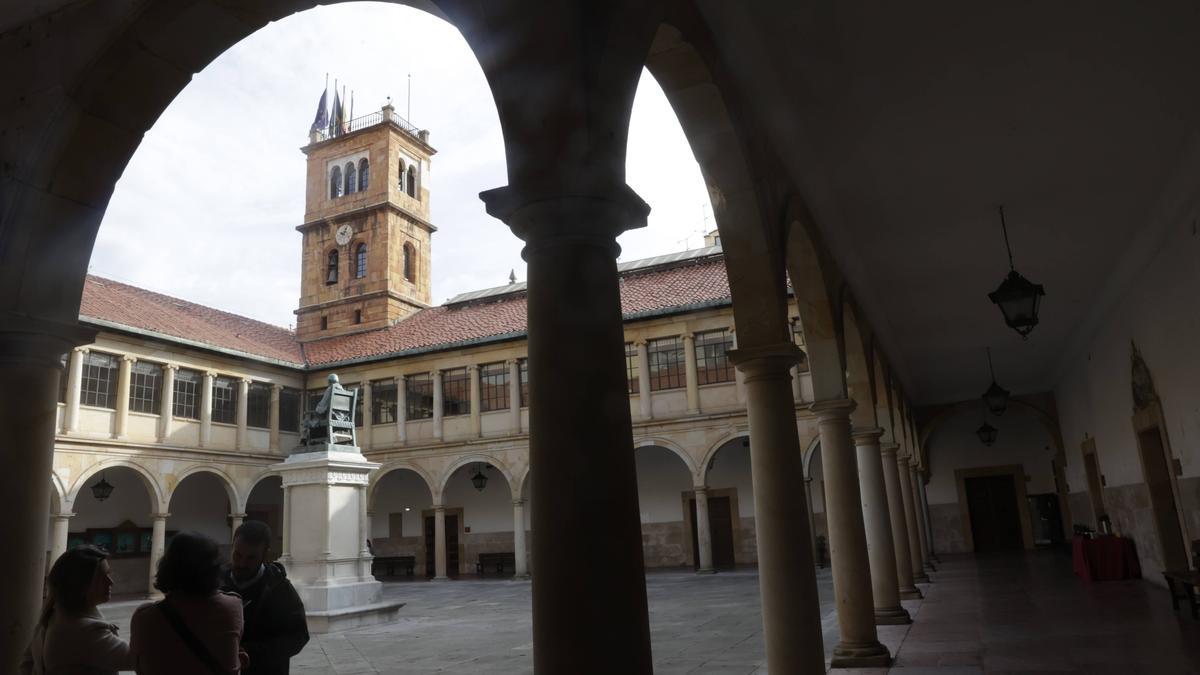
{"left": 310, "top": 88, "right": 328, "bottom": 134}
{"left": 330, "top": 89, "right": 342, "bottom": 136}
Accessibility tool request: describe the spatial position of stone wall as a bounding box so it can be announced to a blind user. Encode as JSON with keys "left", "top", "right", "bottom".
{"left": 1067, "top": 491, "right": 1094, "bottom": 530}
{"left": 641, "top": 521, "right": 690, "bottom": 568}
{"left": 464, "top": 531, "right": 523, "bottom": 575}
{"left": 1179, "top": 476, "right": 1200, "bottom": 552}
{"left": 929, "top": 502, "right": 969, "bottom": 554}
{"left": 737, "top": 517, "right": 757, "bottom": 565}
{"left": 1100, "top": 482, "right": 1164, "bottom": 585}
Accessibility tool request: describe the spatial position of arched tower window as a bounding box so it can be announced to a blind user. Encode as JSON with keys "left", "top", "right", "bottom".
{"left": 358, "top": 158, "right": 369, "bottom": 192}
{"left": 403, "top": 242, "right": 416, "bottom": 282}
{"left": 326, "top": 249, "right": 339, "bottom": 284}
{"left": 406, "top": 165, "right": 417, "bottom": 198}
{"left": 355, "top": 243, "right": 367, "bottom": 279}
{"left": 330, "top": 166, "right": 343, "bottom": 198}
{"left": 398, "top": 157, "right": 406, "bottom": 190}
{"left": 344, "top": 161, "right": 357, "bottom": 195}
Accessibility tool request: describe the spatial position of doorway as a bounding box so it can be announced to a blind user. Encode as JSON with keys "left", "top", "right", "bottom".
{"left": 424, "top": 513, "right": 460, "bottom": 578}
{"left": 689, "top": 495, "right": 735, "bottom": 570}
{"left": 965, "top": 475, "right": 1023, "bottom": 553}
{"left": 1081, "top": 437, "right": 1106, "bottom": 524}
{"left": 1026, "top": 493, "right": 1064, "bottom": 546}
{"left": 1135, "top": 426, "right": 1188, "bottom": 571}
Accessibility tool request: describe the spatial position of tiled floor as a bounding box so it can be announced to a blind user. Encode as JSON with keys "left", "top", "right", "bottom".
{"left": 99, "top": 551, "right": 1200, "bottom": 673}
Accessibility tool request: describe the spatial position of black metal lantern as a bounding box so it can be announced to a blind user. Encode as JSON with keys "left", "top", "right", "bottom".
{"left": 981, "top": 347, "right": 1010, "bottom": 416}
{"left": 987, "top": 206, "right": 1045, "bottom": 339}
{"left": 90, "top": 473, "right": 114, "bottom": 502}
{"left": 976, "top": 420, "right": 999, "bottom": 447}
{"left": 471, "top": 465, "right": 488, "bottom": 492}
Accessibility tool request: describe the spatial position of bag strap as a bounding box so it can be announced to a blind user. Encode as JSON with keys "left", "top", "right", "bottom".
{"left": 156, "top": 599, "right": 228, "bottom": 675}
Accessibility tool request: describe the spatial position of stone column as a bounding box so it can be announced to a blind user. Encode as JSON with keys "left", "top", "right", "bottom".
{"left": 910, "top": 462, "right": 934, "bottom": 573}
{"left": 636, "top": 340, "right": 652, "bottom": 419}
{"left": 113, "top": 354, "right": 134, "bottom": 439}
{"left": 269, "top": 384, "right": 281, "bottom": 451}
{"left": 853, "top": 428, "right": 910, "bottom": 625}
{"left": 279, "top": 485, "right": 292, "bottom": 564}
{"left": 810, "top": 399, "right": 890, "bottom": 667}
{"left": 236, "top": 378, "right": 250, "bottom": 450}
{"left": 805, "top": 477, "right": 820, "bottom": 568}
{"left": 513, "top": 499, "right": 529, "bottom": 578}
{"left": 881, "top": 443, "right": 921, "bottom": 599}
{"left": 64, "top": 347, "right": 86, "bottom": 434}
{"left": 432, "top": 370, "right": 443, "bottom": 440}
{"left": 159, "top": 364, "right": 176, "bottom": 442}
{"left": 682, "top": 332, "right": 700, "bottom": 414}
{"left": 396, "top": 375, "right": 408, "bottom": 444}
{"left": 230, "top": 512, "right": 246, "bottom": 542}
{"left": 730, "top": 329, "right": 746, "bottom": 403}
{"left": 361, "top": 381, "right": 373, "bottom": 449}
{"left": 199, "top": 371, "right": 214, "bottom": 448}
{"left": 149, "top": 513, "right": 169, "bottom": 597}
{"left": 49, "top": 513, "right": 73, "bottom": 567}
{"left": 791, "top": 365, "right": 803, "bottom": 402}
{"left": 433, "top": 504, "right": 448, "bottom": 580}
{"left": 468, "top": 364, "right": 481, "bottom": 437}
{"left": 693, "top": 485, "right": 715, "bottom": 574}
{"left": 725, "top": 344, "right": 824, "bottom": 673}
{"left": 507, "top": 360, "right": 521, "bottom": 433}
{"left": 898, "top": 453, "right": 929, "bottom": 583}
{"left": 918, "top": 475, "right": 939, "bottom": 562}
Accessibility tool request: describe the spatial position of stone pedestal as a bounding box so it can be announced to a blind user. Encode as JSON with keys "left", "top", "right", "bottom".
{"left": 274, "top": 446, "right": 404, "bottom": 632}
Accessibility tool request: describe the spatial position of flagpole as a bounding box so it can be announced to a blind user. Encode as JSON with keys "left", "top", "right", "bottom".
{"left": 407, "top": 73, "right": 412, "bottom": 122}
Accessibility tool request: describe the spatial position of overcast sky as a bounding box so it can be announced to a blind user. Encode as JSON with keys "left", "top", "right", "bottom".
{"left": 91, "top": 2, "right": 714, "bottom": 329}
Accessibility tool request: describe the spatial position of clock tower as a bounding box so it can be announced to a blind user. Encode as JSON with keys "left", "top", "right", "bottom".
{"left": 295, "top": 102, "right": 436, "bottom": 342}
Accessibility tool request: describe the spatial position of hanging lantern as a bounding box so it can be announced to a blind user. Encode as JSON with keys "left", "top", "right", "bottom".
{"left": 471, "top": 465, "right": 489, "bottom": 491}
{"left": 987, "top": 207, "right": 1045, "bottom": 339}
{"left": 980, "top": 347, "right": 1010, "bottom": 416}
{"left": 976, "top": 421, "right": 999, "bottom": 447}
{"left": 90, "top": 473, "right": 114, "bottom": 502}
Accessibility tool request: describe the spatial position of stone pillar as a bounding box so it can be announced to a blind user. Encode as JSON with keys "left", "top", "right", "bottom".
{"left": 396, "top": 375, "right": 407, "bottom": 444}
{"left": 507, "top": 360, "right": 521, "bottom": 433}
{"left": 361, "top": 381, "right": 373, "bottom": 449}
{"left": 269, "top": 384, "right": 281, "bottom": 451}
{"left": 636, "top": 340, "right": 652, "bottom": 419}
{"left": 432, "top": 370, "right": 443, "bottom": 440}
{"left": 682, "top": 332, "right": 700, "bottom": 414}
{"left": 433, "top": 504, "right": 448, "bottom": 580}
{"left": 898, "top": 454, "right": 929, "bottom": 583}
{"left": 64, "top": 347, "right": 85, "bottom": 434}
{"left": 730, "top": 329, "right": 746, "bottom": 403}
{"left": 199, "top": 371, "right": 214, "bottom": 448}
{"left": 279, "top": 485, "right": 292, "bottom": 564}
{"left": 810, "top": 400, "right": 890, "bottom": 667}
{"left": 468, "top": 364, "right": 481, "bottom": 437}
{"left": 805, "top": 477, "right": 820, "bottom": 568}
{"left": 881, "top": 443, "right": 921, "bottom": 599}
{"left": 918, "top": 475, "right": 939, "bottom": 562}
{"left": 113, "top": 354, "right": 134, "bottom": 439}
{"left": 229, "top": 512, "right": 246, "bottom": 542}
{"left": 853, "top": 428, "right": 910, "bottom": 625}
{"left": 910, "top": 461, "right": 934, "bottom": 573}
{"left": 725, "top": 344, "right": 824, "bottom": 673}
{"left": 159, "top": 364, "right": 176, "bottom": 442}
{"left": 693, "top": 486, "right": 715, "bottom": 574}
{"left": 236, "top": 378, "right": 250, "bottom": 450}
{"left": 149, "top": 513, "right": 169, "bottom": 597}
{"left": 49, "top": 513, "right": 73, "bottom": 567}
{"left": 513, "top": 499, "right": 529, "bottom": 578}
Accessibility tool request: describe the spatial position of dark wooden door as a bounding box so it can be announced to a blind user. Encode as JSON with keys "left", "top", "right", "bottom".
{"left": 690, "top": 496, "right": 736, "bottom": 570}
{"left": 1137, "top": 428, "right": 1188, "bottom": 571}
{"left": 965, "top": 475, "right": 1023, "bottom": 553}
{"left": 423, "top": 514, "right": 461, "bottom": 578}
{"left": 424, "top": 516, "right": 435, "bottom": 578}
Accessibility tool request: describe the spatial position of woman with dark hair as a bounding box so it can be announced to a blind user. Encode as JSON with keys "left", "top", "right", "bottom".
{"left": 19, "top": 545, "right": 133, "bottom": 674}
{"left": 130, "top": 531, "right": 244, "bottom": 674}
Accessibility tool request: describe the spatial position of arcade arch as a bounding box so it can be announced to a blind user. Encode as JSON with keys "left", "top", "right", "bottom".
{"left": 634, "top": 445, "right": 697, "bottom": 569}
{"left": 369, "top": 467, "right": 436, "bottom": 578}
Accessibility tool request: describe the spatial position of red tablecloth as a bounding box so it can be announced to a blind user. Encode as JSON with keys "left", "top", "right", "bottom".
{"left": 1072, "top": 535, "right": 1142, "bottom": 582}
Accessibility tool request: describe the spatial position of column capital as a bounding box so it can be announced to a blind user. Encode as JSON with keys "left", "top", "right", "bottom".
{"left": 466, "top": 364, "right": 478, "bottom": 372}
{"left": 434, "top": 504, "right": 446, "bottom": 513}
{"left": 692, "top": 484, "right": 709, "bottom": 494}
{"left": 164, "top": 363, "right": 179, "bottom": 372}
{"left": 204, "top": 370, "right": 217, "bottom": 378}
{"left": 120, "top": 354, "right": 137, "bottom": 363}
{"left": 880, "top": 442, "right": 901, "bottom": 456}
{"left": 229, "top": 512, "right": 248, "bottom": 519}
{"left": 808, "top": 398, "right": 856, "bottom": 421}
{"left": 240, "top": 377, "right": 252, "bottom": 385}
{"left": 432, "top": 369, "right": 442, "bottom": 377}
{"left": 633, "top": 338, "right": 646, "bottom": 347}
{"left": 479, "top": 183, "right": 649, "bottom": 254}
{"left": 851, "top": 426, "right": 885, "bottom": 445}
{"left": 512, "top": 499, "right": 526, "bottom": 507}
{"left": 681, "top": 332, "right": 695, "bottom": 342}
{"left": 272, "top": 383, "right": 283, "bottom": 392}
{"left": 505, "top": 359, "right": 518, "bottom": 366}
{"left": 73, "top": 346, "right": 90, "bottom": 354}
{"left": 727, "top": 342, "right": 804, "bottom": 381}
{"left": 151, "top": 512, "right": 171, "bottom": 520}
{"left": 51, "top": 512, "right": 75, "bottom": 520}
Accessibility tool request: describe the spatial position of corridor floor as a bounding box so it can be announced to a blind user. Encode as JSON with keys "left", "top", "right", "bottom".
{"left": 100, "top": 551, "right": 1200, "bottom": 673}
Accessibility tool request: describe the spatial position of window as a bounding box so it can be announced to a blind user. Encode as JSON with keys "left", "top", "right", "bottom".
{"left": 648, "top": 337, "right": 685, "bottom": 391}
{"left": 354, "top": 309, "right": 362, "bottom": 324}
{"left": 480, "top": 362, "right": 509, "bottom": 412}
{"left": 320, "top": 316, "right": 328, "bottom": 331}
{"left": 695, "top": 330, "right": 735, "bottom": 385}
{"left": 57, "top": 353, "right": 69, "bottom": 404}
{"left": 344, "top": 161, "right": 357, "bottom": 195}
{"left": 326, "top": 249, "right": 338, "bottom": 285}
{"left": 358, "top": 158, "right": 369, "bottom": 191}
{"left": 211, "top": 376, "right": 237, "bottom": 424}
{"left": 791, "top": 319, "right": 810, "bottom": 373}
{"left": 305, "top": 388, "right": 324, "bottom": 416}
{"left": 402, "top": 243, "right": 416, "bottom": 282}
{"left": 519, "top": 358, "right": 529, "bottom": 407}
{"left": 625, "top": 343, "right": 639, "bottom": 394}
{"left": 442, "top": 368, "right": 470, "bottom": 416}
{"left": 355, "top": 243, "right": 367, "bottom": 279}
{"left": 406, "top": 165, "right": 416, "bottom": 197}
{"left": 81, "top": 352, "right": 119, "bottom": 408}
{"left": 173, "top": 368, "right": 201, "bottom": 419}
{"left": 343, "top": 383, "right": 363, "bottom": 427}
{"left": 279, "top": 387, "right": 301, "bottom": 432}
{"left": 405, "top": 373, "right": 433, "bottom": 420}
{"left": 247, "top": 382, "right": 271, "bottom": 429}
{"left": 372, "top": 378, "right": 397, "bottom": 424}
{"left": 129, "top": 361, "right": 162, "bottom": 414}
{"left": 330, "top": 165, "right": 343, "bottom": 198}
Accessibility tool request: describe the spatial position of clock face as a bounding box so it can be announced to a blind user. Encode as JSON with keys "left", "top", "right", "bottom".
{"left": 335, "top": 224, "right": 353, "bottom": 246}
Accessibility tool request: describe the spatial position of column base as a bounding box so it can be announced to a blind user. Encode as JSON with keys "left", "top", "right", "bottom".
{"left": 899, "top": 587, "right": 924, "bottom": 600}
{"left": 874, "top": 606, "right": 912, "bottom": 625}
{"left": 830, "top": 640, "right": 891, "bottom": 668}
{"left": 306, "top": 600, "right": 406, "bottom": 633}
{"left": 695, "top": 568, "right": 717, "bottom": 575}
{"left": 913, "top": 572, "right": 931, "bottom": 583}
{"left": 925, "top": 562, "right": 937, "bottom": 572}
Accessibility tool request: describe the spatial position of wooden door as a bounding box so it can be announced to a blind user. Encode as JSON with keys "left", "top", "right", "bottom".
{"left": 424, "top": 514, "right": 462, "bottom": 578}
{"left": 690, "top": 496, "right": 736, "bottom": 570}
{"left": 424, "top": 516, "right": 435, "bottom": 578}
{"left": 1137, "top": 428, "right": 1188, "bottom": 571}
{"left": 1081, "top": 438, "right": 1106, "bottom": 522}
{"left": 965, "top": 475, "right": 1023, "bottom": 553}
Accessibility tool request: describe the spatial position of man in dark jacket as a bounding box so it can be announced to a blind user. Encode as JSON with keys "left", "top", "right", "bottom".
{"left": 222, "top": 521, "right": 309, "bottom": 675}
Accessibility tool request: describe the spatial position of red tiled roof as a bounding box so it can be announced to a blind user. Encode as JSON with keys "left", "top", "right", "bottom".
{"left": 80, "top": 276, "right": 305, "bottom": 365}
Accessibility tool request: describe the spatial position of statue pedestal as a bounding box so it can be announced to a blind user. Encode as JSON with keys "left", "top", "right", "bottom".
{"left": 273, "top": 447, "right": 403, "bottom": 632}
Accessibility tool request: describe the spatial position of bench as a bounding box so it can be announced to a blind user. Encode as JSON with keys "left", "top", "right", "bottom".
{"left": 476, "top": 552, "right": 517, "bottom": 577}
{"left": 1163, "top": 570, "right": 1200, "bottom": 619}
{"left": 373, "top": 555, "right": 416, "bottom": 578}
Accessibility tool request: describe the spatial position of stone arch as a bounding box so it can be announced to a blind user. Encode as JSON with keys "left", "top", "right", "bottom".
{"left": 49, "top": 472, "right": 67, "bottom": 514}
{"left": 871, "top": 342, "right": 898, "bottom": 442}
{"left": 66, "top": 459, "right": 165, "bottom": 513}
{"left": 784, "top": 195, "right": 847, "bottom": 402}
{"left": 802, "top": 435, "right": 822, "bottom": 479}
{"left": 840, "top": 292, "right": 877, "bottom": 429}
{"left": 515, "top": 465, "right": 532, "bottom": 500}
{"left": 368, "top": 461, "right": 437, "bottom": 509}
{"left": 438, "top": 454, "right": 517, "bottom": 501}
{"left": 633, "top": 436, "right": 701, "bottom": 485}
{"left": 699, "top": 430, "right": 750, "bottom": 485}
{"left": 169, "top": 465, "right": 241, "bottom": 515}
{"left": 919, "top": 398, "right": 1066, "bottom": 466}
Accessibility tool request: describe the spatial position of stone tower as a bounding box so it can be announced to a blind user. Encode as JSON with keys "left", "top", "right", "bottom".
{"left": 295, "top": 103, "right": 436, "bottom": 341}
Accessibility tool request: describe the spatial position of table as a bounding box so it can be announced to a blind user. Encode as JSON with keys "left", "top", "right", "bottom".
{"left": 1163, "top": 570, "right": 1200, "bottom": 619}
{"left": 1072, "top": 535, "right": 1142, "bottom": 582}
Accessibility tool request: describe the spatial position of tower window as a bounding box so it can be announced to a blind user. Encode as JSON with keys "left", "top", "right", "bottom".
{"left": 406, "top": 165, "right": 417, "bottom": 198}
{"left": 358, "top": 158, "right": 369, "bottom": 191}
{"left": 320, "top": 316, "right": 328, "bottom": 330}
{"left": 355, "top": 243, "right": 367, "bottom": 279}
{"left": 326, "top": 249, "right": 339, "bottom": 284}
{"left": 344, "top": 161, "right": 357, "bottom": 195}
{"left": 330, "top": 165, "right": 343, "bottom": 198}
{"left": 402, "top": 243, "right": 416, "bottom": 282}
{"left": 354, "top": 309, "right": 362, "bottom": 324}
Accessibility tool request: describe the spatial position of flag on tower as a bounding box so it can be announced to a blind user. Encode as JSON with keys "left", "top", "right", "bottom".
{"left": 330, "top": 88, "right": 343, "bottom": 136}
{"left": 310, "top": 87, "right": 328, "bottom": 135}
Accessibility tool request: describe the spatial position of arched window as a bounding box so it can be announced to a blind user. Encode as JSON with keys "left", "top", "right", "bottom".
{"left": 403, "top": 242, "right": 416, "bottom": 282}
{"left": 344, "top": 161, "right": 357, "bottom": 195}
{"left": 326, "top": 249, "right": 339, "bottom": 284}
{"left": 398, "top": 157, "right": 406, "bottom": 190}
{"left": 406, "top": 165, "right": 417, "bottom": 198}
{"left": 330, "top": 166, "right": 343, "bottom": 198}
{"left": 355, "top": 243, "right": 367, "bottom": 279}
{"left": 358, "top": 158, "right": 369, "bottom": 192}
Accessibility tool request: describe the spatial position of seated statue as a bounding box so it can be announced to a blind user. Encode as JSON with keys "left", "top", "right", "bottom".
{"left": 300, "top": 373, "right": 357, "bottom": 449}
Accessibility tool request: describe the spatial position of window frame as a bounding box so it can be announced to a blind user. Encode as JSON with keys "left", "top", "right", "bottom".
{"left": 694, "top": 329, "right": 735, "bottom": 385}
{"left": 80, "top": 352, "right": 119, "bottom": 409}
{"left": 647, "top": 336, "right": 686, "bottom": 391}
{"left": 625, "top": 343, "right": 640, "bottom": 394}
{"left": 129, "top": 360, "right": 162, "bottom": 414}
{"left": 371, "top": 378, "right": 397, "bottom": 425}
{"left": 405, "top": 373, "right": 433, "bottom": 420}
{"left": 211, "top": 375, "right": 237, "bottom": 425}
{"left": 358, "top": 157, "right": 369, "bottom": 192}
{"left": 246, "top": 382, "right": 271, "bottom": 429}
{"left": 173, "top": 368, "right": 202, "bottom": 420}
{"left": 330, "top": 165, "right": 343, "bottom": 198}
{"left": 344, "top": 161, "right": 357, "bottom": 195}
{"left": 355, "top": 242, "right": 368, "bottom": 279}
{"left": 519, "top": 358, "right": 529, "bottom": 408}
{"left": 479, "top": 362, "right": 509, "bottom": 412}
{"left": 279, "top": 387, "right": 301, "bottom": 433}
{"left": 441, "top": 368, "right": 470, "bottom": 417}
{"left": 326, "top": 249, "right": 339, "bottom": 285}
